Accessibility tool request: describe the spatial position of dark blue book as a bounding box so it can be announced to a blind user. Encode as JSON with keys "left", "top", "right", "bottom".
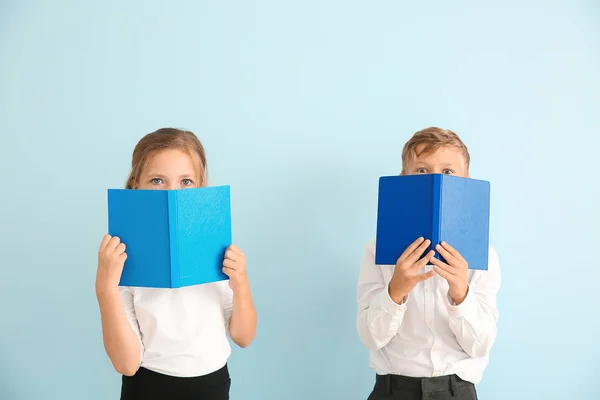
{"left": 375, "top": 174, "right": 490, "bottom": 270}
{"left": 107, "top": 186, "right": 232, "bottom": 288}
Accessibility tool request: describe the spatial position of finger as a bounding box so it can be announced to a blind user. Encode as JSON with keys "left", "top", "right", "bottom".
{"left": 115, "top": 242, "right": 126, "bottom": 255}
{"left": 222, "top": 259, "right": 237, "bottom": 269}
{"left": 440, "top": 241, "right": 466, "bottom": 263}
{"left": 398, "top": 237, "right": 425, "bottom": 262}
{"left": 430, "top": 257, "right": 457, "bottom": 275}
{"left": 433, "top": 265, "right": 454, "bottom": 281}
{"left": 435, "top": 243, "right": 459, "bottom": 265}
{"left": 222, "top": 266, "right": 235, "bottom": 277}
{"left": 228, "top": 244, "right": 244, "bottom": 256}
{"left": 412, "top": 250, "right": 435, "bottom": 269}
{"left": 406, "top": 239, "right": 431, "bottom": 264}
{"left": 105, "top": 236, "right": 121, "bottom": 251}
{"left": 225, "top": 248, "right": 241, "bottom": 260}
{"left": 416, "top": 270, "right": 435, "bottom": 282}
{"left": 118, "top": 252, "right": 128, "bottom": 262}
{"left": 99, "top": 234, "right": 112, "bottom": 251}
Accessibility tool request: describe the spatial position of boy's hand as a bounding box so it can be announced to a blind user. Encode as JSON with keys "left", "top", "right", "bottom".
{"left": 431, "top": 241, "right": 469, "bottom": 305}
{"left": 388, "top": 237, "right": 435, "bottom": 304}
{"left": 96, "top": 234, "right": 127, "bottom": 295}
{"left": 222, "top": 244, "right": 250, "bottom": 293}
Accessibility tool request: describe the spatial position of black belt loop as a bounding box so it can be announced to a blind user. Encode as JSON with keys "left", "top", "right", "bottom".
{"left": 375, "top": 374, "right": 394, "bottom": 395}
{"left": 449, "top": 374, "right": 456, "bottom": 397}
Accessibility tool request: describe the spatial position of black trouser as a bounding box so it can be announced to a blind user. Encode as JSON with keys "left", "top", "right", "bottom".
{"left": 120, "top": 364, "right": 230, "bottom": 400}
{"left": 367, "top": 373, "right": 478, "bottom": 400}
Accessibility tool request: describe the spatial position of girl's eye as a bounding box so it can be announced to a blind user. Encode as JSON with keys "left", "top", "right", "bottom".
{"left": 417, "top": 168, "right": 428, "bottom": 173}
{"left": 181, "top": 179, "right": 193, "bottom": 186}
{"left": 151, "top": 178, "right": 163, "bottom": 185}
{"left": 443, "top": 169, "right": 454, "bottom": 175}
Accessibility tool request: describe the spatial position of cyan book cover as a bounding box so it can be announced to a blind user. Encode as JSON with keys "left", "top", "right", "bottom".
{"left": 107, "top": 186, "right": 232, "bottom": 288}
{"left": 375, "top": 174, "right": 490, "bottom": 270}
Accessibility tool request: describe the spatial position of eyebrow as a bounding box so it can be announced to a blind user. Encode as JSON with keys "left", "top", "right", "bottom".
{"left": 412, "top": 163, "right": 457, "bottom": 169}
{"left": 144, "top": 173, "right": 196, "bottom": 179}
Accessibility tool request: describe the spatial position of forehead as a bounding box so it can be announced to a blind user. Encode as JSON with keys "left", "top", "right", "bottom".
{"left": 413, "top": 144, "right": 465, "bottom": 165}
{"left": 143, "top": 148, "right": 198, "bottom": 174}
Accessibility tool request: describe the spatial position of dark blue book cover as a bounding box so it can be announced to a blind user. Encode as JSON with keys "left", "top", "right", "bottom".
{"left": 107, "top": 186, "right": 232, "bottom": 288}
{"left": 375, "top": 174, "right": 490, "bottom": 270}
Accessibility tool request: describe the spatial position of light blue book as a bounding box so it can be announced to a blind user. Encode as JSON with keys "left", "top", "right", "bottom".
{"left": 107, "top": 186, "right": 231, "bottom": 288}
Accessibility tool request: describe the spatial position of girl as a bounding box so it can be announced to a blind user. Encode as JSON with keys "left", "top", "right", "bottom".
{"left": 95, "top": 128, "right": 257, "bottom": 400}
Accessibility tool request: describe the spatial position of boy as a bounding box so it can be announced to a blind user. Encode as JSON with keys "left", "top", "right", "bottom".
{"left": 357, "top": 127, "right": 501, "bottom": 400}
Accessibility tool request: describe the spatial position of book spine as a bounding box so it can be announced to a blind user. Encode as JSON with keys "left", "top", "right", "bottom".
{"left": 167, "top": 191, "right": 180, "bottom": 288}
{"left": 432, "top": 174, "right": 443, "bottom": 260}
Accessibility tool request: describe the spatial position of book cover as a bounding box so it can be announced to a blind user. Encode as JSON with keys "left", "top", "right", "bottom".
{"left": 107, "top": 186, "right": 232, "bottom": 288}
{"left": 375, "top": 174, "right": 490, "bottom": 270}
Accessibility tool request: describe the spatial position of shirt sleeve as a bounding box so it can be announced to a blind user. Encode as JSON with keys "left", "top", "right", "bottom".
{"left": 119, "top": 286, "right": 144, "bottom": 366}
{"left": 221, "top": 282, "right": 234, "bottom": 334}
{"left": 356, "top": 240, "right": 408, "bottom": 351}
{"left": 445, "top": 247, "right": 501, "bottom": 359}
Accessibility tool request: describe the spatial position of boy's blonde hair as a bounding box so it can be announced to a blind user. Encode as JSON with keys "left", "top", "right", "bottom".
{"left": 401, "top": 127, "right": 470, "bottom": 173}
{"left": 125, "top": 128, "right": 208, "bottom": 189}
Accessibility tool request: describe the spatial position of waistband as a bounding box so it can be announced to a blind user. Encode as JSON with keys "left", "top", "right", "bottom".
{"left": 375, "top": 373, "right": 472, "bottom": 395}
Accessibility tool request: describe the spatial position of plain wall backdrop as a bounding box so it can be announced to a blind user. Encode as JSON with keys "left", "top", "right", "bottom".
{"left": 1, "top": 1, "right": 599, "bottom": 399}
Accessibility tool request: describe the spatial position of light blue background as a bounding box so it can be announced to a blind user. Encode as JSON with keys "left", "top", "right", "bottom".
{"left": 1, "top": 1, "right": 599, "bottom": 399}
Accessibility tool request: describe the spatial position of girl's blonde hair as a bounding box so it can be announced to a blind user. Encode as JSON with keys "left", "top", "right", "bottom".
{"left": 125, "top": 128, "right": 207, "bottom": 189}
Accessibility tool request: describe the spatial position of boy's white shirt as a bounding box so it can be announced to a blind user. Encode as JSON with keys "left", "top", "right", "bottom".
{"left": 119, "top": 280, "right": 234, "bottom": 377}
{"left": 356, "top": 238, "right": 501, "bottom": 384}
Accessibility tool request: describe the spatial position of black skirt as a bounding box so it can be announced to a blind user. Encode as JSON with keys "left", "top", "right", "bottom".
{"left": 120, "top": 364, "right": 230, "bottom": 400}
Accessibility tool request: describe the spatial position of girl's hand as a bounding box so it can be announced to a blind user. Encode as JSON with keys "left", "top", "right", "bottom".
{"left": 96, "top": 234, "right": 127, "bottom": 295}
{"left": 222, "top": 244, "right": 249, "bottom": 292}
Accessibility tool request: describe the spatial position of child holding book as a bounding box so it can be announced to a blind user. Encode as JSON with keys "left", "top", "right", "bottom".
{"left": 95, "top": 128, "right": 257, "bottom": 400}
{"left": 357, "top": 127, "right": 501, "bottom": 400}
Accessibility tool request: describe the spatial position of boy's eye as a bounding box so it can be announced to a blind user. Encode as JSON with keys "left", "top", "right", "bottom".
{"left": 151, "top": 178, "right": 163, "bottom": 185}
{"left": 181, "top": 179, "right": 193, "bottom": 186}
{"left": 417, "top": 168, "right": 428, "bottom": 173}
{"left": 443, "top": 169, "right": 454, "bottom": 175}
